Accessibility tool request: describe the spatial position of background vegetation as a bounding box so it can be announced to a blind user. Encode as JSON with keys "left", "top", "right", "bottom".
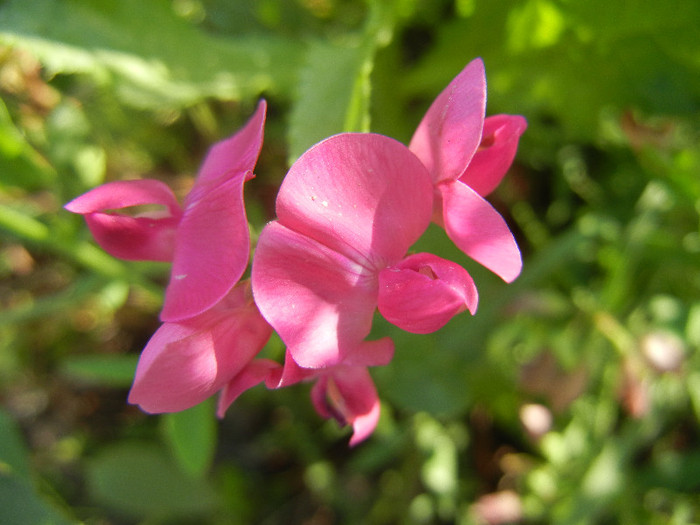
{"left": 1, "top": 0, "right": 699, "bottom": 523}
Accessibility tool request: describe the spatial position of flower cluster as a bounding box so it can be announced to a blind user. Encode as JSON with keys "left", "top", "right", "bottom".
{"left": 66, "top": 58, "right": 526, "bottom": 445}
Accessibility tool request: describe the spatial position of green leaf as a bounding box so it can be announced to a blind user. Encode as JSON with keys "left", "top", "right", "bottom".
{"left": 0, "top": 409, "right": 31, "bottom": 481}
{"left": 287, "top": 0, "right": 396, "bottom": 161}
{"left": 162, "top": 399, "right": 217, "bottom": 479}
{"left": 59, "top": 354, "right": 139, "bottom": 388}
{"left": 0, "top": 99, "right": 55, "bottom": 191}
{"left": 0, "top": 0, "right": 302, "bottom": 109}
{"left": 86, "top": 441, "right": 218, "bottom": 521}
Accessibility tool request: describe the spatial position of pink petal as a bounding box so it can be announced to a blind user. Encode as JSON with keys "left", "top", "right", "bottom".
{"left": 441, "top": 181, "right": 522, "bottom": 282}
{"left": 459, "top": 114, "right": 528, "bottom": 196}
{"left": 161, "top": 172, "right": 251, "bottom": 321}
{"left": 310, "top": 366, "right": 381, "bottom": 446}
{"left": 265, "top": 350, "right": 316, "bottom": 389}
{"left": 64, "top": 179, "right": 182, "bottom": 216}
{"left": 252, "top": 221, "right": 380, "bottom": 368}
{"left": 160, "top": 102, "right": 266, "bottom": 321}
{"left": 128, "top": 283, "right": 272, "bottom": 413}
{"left": 342, "top": 339, "right": 395, "bottom": 367}
{"left": 197, "top": 100, "right": 267, "bottom": 185}
{"left": 409, "top": 58, "right": 486, "bottom": 184}
{"left": 65, "top": 179, "right": 183, "bottom": 261}
{"left": 82, "top": 213, "right": 180, "bottom": 261}
{"left": 377, "top": 252, "right": 478, "bottom": 334}
{"left": 276, "top": 133, "right": 433, "bottom": 269}
{"left": 216, "top": 359, "right": 279, "bottom": 417}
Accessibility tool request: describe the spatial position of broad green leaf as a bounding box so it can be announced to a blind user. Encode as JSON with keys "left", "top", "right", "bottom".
{"left": 162, "top": 399, "right": 217, "bottom": 479}
{"left": 287, "top": 40, "right": 367, "bottom": 161}
{"left": 0, "top": 0, "right": 302, "bottom": 109}
{"left": 86, "top": 441, "right": 218, "bottom": 520}
{"left": 287, "top": 0, "right": 396, "bottom": 161}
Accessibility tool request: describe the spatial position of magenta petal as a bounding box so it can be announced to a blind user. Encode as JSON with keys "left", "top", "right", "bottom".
{"left": 441, "top": 181, "right": 522, "bottom": 282}
{"left": 128, "top": 283, "right": 272, "bottom": 413}
{"left": 460, "top": 114, "right": 528, "bottom": 196}
{"left": 252, "top": 221, "right": 379, "bottom": 368}
{"left": 128, "top": 322, "right": 221, "bottom": 413}
{"left": 342, "top": 339, "right": 395, "bottom": 367}
{"left": 65, "top": 179, "right": 183, "bottom": 261}
{"left": 310, "top": 366, "right": 381, "bottom": 446}
{"left": 197, "top": 100, "right": 267, "bottom": 185}
{"left": 378, "top": 252, "right": 478, "bottom": 334}
{"left": 82, "top": 213, "right": 179, "bottom": 261}
{"left": 161, "top": 172, "right": 251, "bottom": 321}
{"left": 409, "top": 58, "right": 487, "bottom": 184}
{"left": 216, "top": 359, "right": 279, "bottom": 417}
{"left": 276, "top": 133, "right": 433, "bottom": 268}
{"left": 64, "top": 179, "right": 182, "bottom": 217}
{"left": 265, "top": 350, "right": 315, "bottom": 389}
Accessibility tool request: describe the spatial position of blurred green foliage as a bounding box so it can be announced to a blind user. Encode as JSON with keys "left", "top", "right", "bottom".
{"left": 0, "top": 0, "right": 698, "bottom": 523}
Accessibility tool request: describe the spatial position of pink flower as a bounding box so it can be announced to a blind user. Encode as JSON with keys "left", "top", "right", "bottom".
{"left": 409, "top": 58, "right": 526, "bottom": 283}
{"left": 65, "top": 100, "right": 267, "bottom": 321}
{"left": 128, "top": 280, "right": 275, "bottom": 416}
{"left": 266, "top": 345, "right": 394, "bottom": 446}
{"left": 252, "top": 133, "right": 478, "bottom": 369}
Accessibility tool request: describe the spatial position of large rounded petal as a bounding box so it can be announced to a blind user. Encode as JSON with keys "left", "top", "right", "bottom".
{"left": 197, "top": 100, "right": 267, "bottom": 185}
{"left": 65, "top": 179, "right": 182, "bottom": 261}
{"left": 459, "top": 114, "right": 528, "bottom": 196}
{"left": 409, "top": 58, "right": 486, "bottom": 185}
{"left": 378, "top": 252, "right": 478, "bottom": 334}
{"left": 276, "top": 133, "right": 433, "bottom": 269}
{"left": 441, "top": 181, "right": 522, "bottom": 282}
{"left": 252, "top": 221, "right": 380, "bottom": 368}
{"left": 128, "top": 283, "right": 272, "bottom": 413}
{"left": 161, "top": 172, "right": 251, "bottom": 321}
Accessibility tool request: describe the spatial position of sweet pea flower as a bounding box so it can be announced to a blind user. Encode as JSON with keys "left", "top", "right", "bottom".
{"left": 65, "top": 100, "right": 267, "bottom": 321}
{"left": 409, "top": 58, "right": 526, "bottom": 283}
{"left": 265, "top": 346, "right": 394, "bottom": 446}
{"left": 252, "top": 133, "right": 478, "bottom": 370}
{"left": 128, "top": 280, "right": 275, "bottom": 416}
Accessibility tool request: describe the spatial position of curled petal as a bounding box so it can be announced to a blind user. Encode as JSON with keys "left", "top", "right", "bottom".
{"left": 378, "top": 252, "right": 478, "bottom": 334}
{"left": 161, "top": 173, "right": 252, "bottom": 321}
{"left": 128, "top": 283, "right": 272, "bottom": 413}
{"left": 252, "top": 221, "right": 379, "bottom": 368}
{"left": 276, "top": 133, "right": 433, "bottom": 268}
{"left": 460, "top": 114, "right": 528, "bottom": 196}
{"left": 161, "top": 102, "right": 266, "bottom": 321}
{"left": 197, "top": 100, "right": 267, "bottom": 185}
{"left": 64, "top": 179, "right": 182, "bottom": 217}
{"left": 441, "top": 181, "right": 522, "bottom": 282}
{"left": 65, "top": 179, "right": 182, "bottom": 261}
{"left": 409, "top": 58, "right": 486, "bottom": 184}
{"left": 310, "top": 366, "right": 380, "bottom": 446}
{"left": 82, "top": 213, "right": 179, "bottom": 261}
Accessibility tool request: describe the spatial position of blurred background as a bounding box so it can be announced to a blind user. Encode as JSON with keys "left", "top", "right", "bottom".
{"left": 1, "top": 0, "right": 699, "bottom": 523}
